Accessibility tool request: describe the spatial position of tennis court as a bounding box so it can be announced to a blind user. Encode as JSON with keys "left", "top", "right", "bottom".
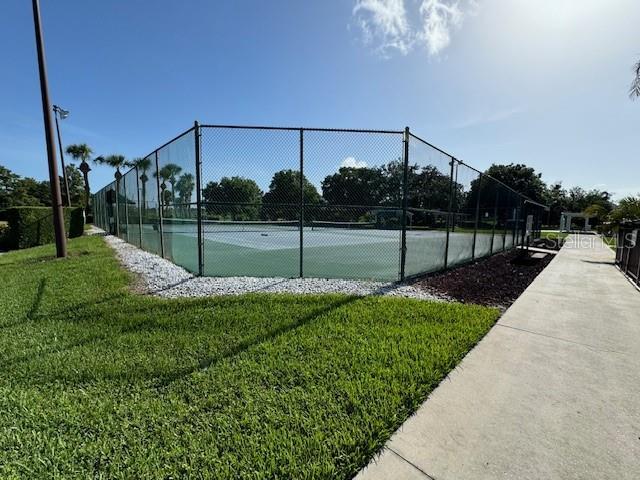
{"left": 131, "top": 219, "right": 508, "bottom": 281}
{"left": 92, "top": 124, "right": 547, "bottom": 281}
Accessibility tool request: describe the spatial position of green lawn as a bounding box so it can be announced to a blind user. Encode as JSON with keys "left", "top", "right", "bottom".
{"left": 601, "top": 235, "right": 617, "bottom": 250}
{"left": 0, "top": 236, "right": 499, "bottom": 479}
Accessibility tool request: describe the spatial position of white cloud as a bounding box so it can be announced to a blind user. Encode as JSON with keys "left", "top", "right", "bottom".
{"left": 417, "top": 0, "right": 463, "bottom": 56}
{"left": 453, "top": 107, "right": 524, "bottom": 129}
{"left": 352, "top": 0, "right": 475, "bottom": 57}
{"left": 341, "top": 156, "right": 368, "bottom": 169}
{"left": 352, "top": 0, "right": 412, "bottom": 55}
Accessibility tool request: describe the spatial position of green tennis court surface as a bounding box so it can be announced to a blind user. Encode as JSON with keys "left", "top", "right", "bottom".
{"left": 133, "top": 222, "right": 510, "bottom": 281}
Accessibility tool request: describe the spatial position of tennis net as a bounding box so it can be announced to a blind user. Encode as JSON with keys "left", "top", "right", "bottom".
{"left": 310, "top": 221, "right": 377, "bottom": 231}
{"left": 160, "top": 218, "right": 300, "bottom": 233}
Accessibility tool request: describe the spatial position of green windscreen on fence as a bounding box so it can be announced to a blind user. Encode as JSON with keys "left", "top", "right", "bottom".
{"left": 140, "top": 153, "right": 161, "bottom": 256}
{"left": 404, "top": 134, "right": 451, "bottom": 276}
{"left": 199, "top": 127, "right": 301, "bottom": 278}
{"left": 92, "top": 124, "right": 549, "bottom": 282}
{"left": 301, "top": 129, "right": 404, "bottom": 281}
{"left": 157, "top": 129, "right": 198, "bottom": 273}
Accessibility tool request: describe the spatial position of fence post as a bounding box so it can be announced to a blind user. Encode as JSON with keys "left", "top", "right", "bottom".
{"left": 503, "top": 195, "right": 509, "bottom": 251}
{"left": 123, "top": 174, "right": 129, "bottom": 243}
{"left": 635, "top": 231, "right": 640, "bottom": 282}
{"left": 623, "top": 227, "right": 631, "bottom": 274}
{"left": 115, "top": 176, "right": 120, "bottom": 238}
{"left": 194, "top": 121, "right": 204, "bottom": 276}
{"left": 299, "top": 128, "right": 304, "bottom": 278}
{"left": 136, "top": 167, "right": 143, "bottom": 248}
{"left": 521, "top": 200, "right": 527, "bottom": 246}
{"left": 451, "top": 162, "right": 459, "bottom": 234}
{"left": 513, "top": 195, "right": 522, "bottom": 247}
{"left": 616, "top": 228, "right": 623, "bottom": 265}
{"left": 444, "top": 158, "right": 456, "bottom": 269}
{"left": 154, "top": 150, "right": 165, "bottom": 258}
{"left": 471, "top": 173, "right": 482, "bottom": 260}
{"left": 490, "top": 189, "right": 498, "bottom": 255}
{"left": 400, "top": 127, "right": 409, "bottom": 281}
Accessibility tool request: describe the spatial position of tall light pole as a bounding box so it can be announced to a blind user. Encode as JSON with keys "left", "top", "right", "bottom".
{"left": 53, "top": 105, "right": 71, "bottom": 207}
{"left": 32, "top": 0, "right": 67, "bottom": 258}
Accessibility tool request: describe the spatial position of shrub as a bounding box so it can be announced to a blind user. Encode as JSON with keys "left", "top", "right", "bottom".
{"left": 0, "top": 221, "right": 8, "bottom": 250}
{"left": 3, "top": 207, "right": 84, "bottom": 250}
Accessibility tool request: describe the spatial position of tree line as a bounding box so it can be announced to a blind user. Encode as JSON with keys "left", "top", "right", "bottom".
{"left": 4, "top": 148, "right": 639, "bottom": 228}
{"left": 199, "top": 159, "right": 462, "bottom": 224}
{"left": 0, "top": 163, "right": 85, "bottom": 210}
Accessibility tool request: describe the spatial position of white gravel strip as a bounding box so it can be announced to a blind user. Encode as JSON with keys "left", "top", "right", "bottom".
{"left": 101, "top": 233, "right": 445, "bottom": 301}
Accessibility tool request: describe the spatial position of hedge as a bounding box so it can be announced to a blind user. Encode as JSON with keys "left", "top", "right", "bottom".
{"left": 0, "top": 221, "right": 8, "bottom": 250}
{"left": 1, "top": 207, "right": 85, "bottom": 250}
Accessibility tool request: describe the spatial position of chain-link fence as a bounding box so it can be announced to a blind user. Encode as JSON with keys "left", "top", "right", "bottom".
{"left": 616, "top": 221, "right": 640, "bottom": 287}
{"left": 93, "top": 123, "right": 549, "bottom": 281}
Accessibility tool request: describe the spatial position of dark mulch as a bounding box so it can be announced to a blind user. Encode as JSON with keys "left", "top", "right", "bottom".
{"left": 411, "top": 250, "right": 554, "bottom": 309}
{"left": 532, "top": 238, "right": 564, "bottom": 251}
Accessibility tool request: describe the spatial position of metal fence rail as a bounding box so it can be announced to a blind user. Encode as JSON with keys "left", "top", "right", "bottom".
{"left": 92, "top": 123, "right": 549, "bottom": 281}
{"left": 616, "top": 221, "right": 640, "bottom": 287}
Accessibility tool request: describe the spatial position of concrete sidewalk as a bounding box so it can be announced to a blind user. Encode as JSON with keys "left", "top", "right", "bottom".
{"left": 356, "top": 235, "right": 640, "bottom": 480}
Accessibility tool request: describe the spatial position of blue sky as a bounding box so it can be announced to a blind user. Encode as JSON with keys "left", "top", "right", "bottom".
{"left": 1, "top": 0, "right": 639, "bottom": 199}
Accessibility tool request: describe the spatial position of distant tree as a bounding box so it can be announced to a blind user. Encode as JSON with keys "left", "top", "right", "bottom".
{"left": 154, "top": 167, "right": 170, "bottom": 213}
{"left": 464, "top": 164, "right": 542, "bottom": 215}
{"left": 262, "top": 169, "right": 322, "bottom": 220}
{"left": 565, "top": 187, "right": 613, "bottom": 213}
{"left": 0, "top": 165, "right": 20, "bottom": 208}
{"left": 542, "top": 181, "right": 567, "bottom": 225}
{"left": 203, "top": 176, "right": 262, "bottom": 220}
{"left": 410, "top": 165, "right": 453, "bottom": 211}
{"left": 0, "top": 166, "right": 48, "bottom": 208}
{"left": 609, "top": 195, "right": 640, "bottom": 223}
{"left": 94, "top": 154, "right": 129, "bottom": 227}
{"left": 126, "top": 157, "right": 152, "bottom": 214}
{"left": 583, "top": 204, "right": 609, "bottom": 225}
{"left": 15, "top": 177, "right": 51, "bottom": 206}
{"left": 320, "top": 159, "right": 463, "bottom": 225}
{"left": 158, "top": 163, "right": 182, "bottom": 206}
{"left": 63, "top": 164, "right": 85, "bottom": 206}
{"left": 630, "top": 60, "right": 640, "bottom": 99}
{"left": 95, "top": 154, "right": 127, "bottom": 178}
{"left": 65, "top": 144, "right": 93, "bottom": 209}
{"left": 175, "top": 173, "right": 195, "bottom": 217}
{"left": 376, "top": 158, "right": 409, "bottom": 206}
{"left": 484, "top": 164, "right": 546, "bottom": 202}
{"left": 321, "top": 166, "right": 384, "bottom": 207}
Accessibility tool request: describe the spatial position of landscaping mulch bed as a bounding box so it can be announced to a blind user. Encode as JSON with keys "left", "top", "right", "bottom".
{"left": 412, "top": 250, "right": 554, "bottom": 309}
{"left": 533, "top": 238, "right": 564, "bottom": 251}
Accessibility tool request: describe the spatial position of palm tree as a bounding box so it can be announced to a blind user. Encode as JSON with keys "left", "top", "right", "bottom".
{"left": 175, "top": 173, "right": 195, "bottom": 217}
{"left": 65, "top": 143, "right": 93, "bottom": 210}
{"left": 95, "top": 154, "right": 127, "bottom": 179}
{"left": 127, "top": 157, "right": 152, "bottom": 216}
{"left": 159, "top": 163, "right": 183, "bottom": 207}
{"left": 154, "top": 167, "right": 170, "bottom": 215}
{"left": 94, "top": 154, "right": 127, "bottom": 235}
{"left": 630, "top": 60, "right": 640, "bottom": 99}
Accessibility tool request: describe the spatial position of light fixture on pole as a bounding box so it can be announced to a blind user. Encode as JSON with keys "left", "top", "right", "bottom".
{"left": 31, "top": 0, "right": 67, "bottom": 258}
{"left": 53, "top": 104, "right": 71, "bottom": 207}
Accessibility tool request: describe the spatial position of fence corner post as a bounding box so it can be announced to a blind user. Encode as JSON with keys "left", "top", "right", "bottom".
{"left": 194, "top": 120, "right": 204, "bottom": 276}
{"left": 471, "top": 173, "right": 482, "bottom": 260}
{"left": 299, "top": 128, "right": 305, "bottom": 278}
{"left": 399, "top": 127, "right": 410, "bottom": 282}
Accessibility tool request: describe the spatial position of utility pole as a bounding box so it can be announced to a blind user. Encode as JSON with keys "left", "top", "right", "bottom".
{"left": 32, "top": 0, "right": 67, "bottom": 257}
